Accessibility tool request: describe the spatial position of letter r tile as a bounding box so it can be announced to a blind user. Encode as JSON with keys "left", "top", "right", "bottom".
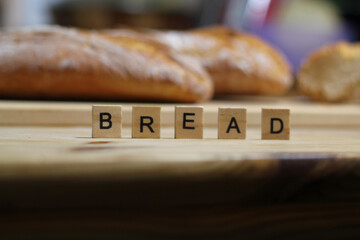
{"left": 175, "top": 106, "right": 203, "bottom": 139}
{"left": 261, "top": 108, "right": 290, "bottom": 140}
{"left": 132, "top": 106, "right": 161, "bottom": 139}
{"left": 92, "top": 105, "right": 122, "bottom": 138}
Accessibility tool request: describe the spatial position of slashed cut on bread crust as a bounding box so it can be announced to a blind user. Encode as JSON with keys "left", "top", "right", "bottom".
{"left": 0, "top": 26, "right": 213, "bottom": 102}
{"left": 104, "top": 26, "right": 293, "bottom": 96}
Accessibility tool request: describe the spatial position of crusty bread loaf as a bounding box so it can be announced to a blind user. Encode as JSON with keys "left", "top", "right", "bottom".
{"left": 105, "top": 26, "right": 293, "bottom": 95}
{"left": 298, "top": 42, "right": 360, "bottom": 102}
{"left": 188, "top": 26, "right": 293, "bottom": 95}
{"left": 0, "top": 26, "right": 213, "bottom": 102}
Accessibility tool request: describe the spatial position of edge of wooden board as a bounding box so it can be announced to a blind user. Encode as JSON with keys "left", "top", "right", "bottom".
{"left": 0, "top": 99, "right": 359, "bottom": 127}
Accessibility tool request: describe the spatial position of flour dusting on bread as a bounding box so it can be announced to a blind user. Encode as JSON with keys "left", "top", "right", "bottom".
{"left": 0, "top": 26, "right": 213, "bottom": 102}
{"left": 107, "top": 26, "right": 293, "bottom": 95}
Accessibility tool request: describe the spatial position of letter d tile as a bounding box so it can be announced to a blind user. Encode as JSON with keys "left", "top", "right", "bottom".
{"left": 261, "top": 108, "right": 290, "bottom": 140}
{"left": 92, "top": 105, "right": 122, "bottom": 138}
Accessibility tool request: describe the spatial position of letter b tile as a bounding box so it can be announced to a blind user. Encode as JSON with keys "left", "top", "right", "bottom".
{"left": 175, "top": 106, "right": 203, "bottom": 139}
{"left": 92, "top": 105, "right": 122, "bottom": 138}
{"left": 261, "top": 108, "right": 290, "bottom": 140}
{"left": 132, "top": 106, "right": 161, "bottom": 138}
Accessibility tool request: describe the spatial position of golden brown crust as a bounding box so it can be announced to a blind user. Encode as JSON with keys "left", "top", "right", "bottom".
{"left": 298, "top": 42, "right": 360, "bottom": 102}
{"left": 104, "top": 26, "right": 293, "bottom": 95}
{"left": 186, "top": 26, "right": 293, "bottom": 95}
{"left": 0, "top": 26, "right": 213, "bottom": 102}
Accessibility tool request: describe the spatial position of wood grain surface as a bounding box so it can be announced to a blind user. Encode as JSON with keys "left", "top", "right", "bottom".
{"left": 0, "top": 95, "right": 359, "bottom": 127}
{"left": 0, "top": 97, "right": 360, "bottom": 239}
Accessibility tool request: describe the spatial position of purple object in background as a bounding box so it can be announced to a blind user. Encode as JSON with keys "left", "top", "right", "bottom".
{"left": 224, "top": 0, "right": 354, "bottom": 72}
{"left": 249, "top": 22, "right": 353, "bottom": 72}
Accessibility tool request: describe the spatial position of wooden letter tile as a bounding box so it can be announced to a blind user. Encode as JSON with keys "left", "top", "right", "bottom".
{"left": 175, "top": 106, "right": 203, "bottom": 139}
{"left": 132, "top": 106, "right": 161, "bottom": 138}
{"left": 92, "top": 105, "right": 122, "bottom": 138}
{"left": 218, "top": 107, "right": 247, "bottom": 139}
{"left": 261, "top": 108, "right": 290, "bottom": 140}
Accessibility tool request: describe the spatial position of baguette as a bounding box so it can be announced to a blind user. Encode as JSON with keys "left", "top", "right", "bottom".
{"left": 105, "top": 26, "right": 293, "bottom": 95}
{"left": 298, "top": 42, "right": 360, "bottom": 102}
{"left": 0, "top": 26, "right": 213, "bottom": 102}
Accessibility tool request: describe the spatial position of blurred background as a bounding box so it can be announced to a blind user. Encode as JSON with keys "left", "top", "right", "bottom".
{"left": 0, "top": 0, "right": 359, "bottom": 70}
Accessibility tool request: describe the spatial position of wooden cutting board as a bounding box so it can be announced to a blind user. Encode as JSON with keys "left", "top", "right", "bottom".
{"left": 0, "top": 95, "right": 359, "bottom": 185}
{"left": 1, "top": 96, "right": 360, "bottom": 239}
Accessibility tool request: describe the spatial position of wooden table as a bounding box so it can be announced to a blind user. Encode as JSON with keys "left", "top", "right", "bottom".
{"left": 1, "top": 96, "right": 360, "bottom": 239}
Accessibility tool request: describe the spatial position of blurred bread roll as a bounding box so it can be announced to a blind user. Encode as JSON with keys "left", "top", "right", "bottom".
{"left": 105, "top": 26, "right": 293, "bottom": 95}
{"left": 0, "top": 26, "right": 213, "bottom": 102}
{"left": 298, "top": 42, "right": 360, "bottom": 102}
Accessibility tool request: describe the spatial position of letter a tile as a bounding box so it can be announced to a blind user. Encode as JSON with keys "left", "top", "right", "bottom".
{"left": 218, "top": 107, "right": 246, "bottom": 139}
{"left": 261, "top": 108, "right": 290, "bottom": 140}
{"left": 175, "top": 106, "right": 203, "bottom": 139}
{"left": 132, "top": 106, "right": 161, "bottom": 139}
{"left": 92, "top": 105, "right": 122, "bottom": 138}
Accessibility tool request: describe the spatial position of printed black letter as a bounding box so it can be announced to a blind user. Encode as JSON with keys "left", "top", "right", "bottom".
{"left": 140, "top": 116, "right": 154, "bottom": 133}
{"left": 270, "top": 118, "right": 283, "bottom": 134}
{"left": 226, "top": 117, "right": 241, "bottom": 133}
{"left": 183, "top": 113, "right": 195, "bottom": 129}
{"left": 100, "top": 112, "right": 112, "bottom": 129}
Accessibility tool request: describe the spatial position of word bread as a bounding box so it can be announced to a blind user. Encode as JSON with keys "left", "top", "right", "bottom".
{"left": 92, "top": 105, "right": 290, "bottom": 140}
